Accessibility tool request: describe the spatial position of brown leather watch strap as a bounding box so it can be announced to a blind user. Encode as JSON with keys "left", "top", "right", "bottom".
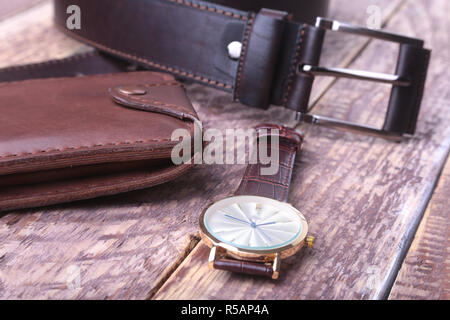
{"left": 235, "top": 124, "right": 303, "bottom": 202}
{"left": 213, "top": 258, "right": 274, "bottom": 278}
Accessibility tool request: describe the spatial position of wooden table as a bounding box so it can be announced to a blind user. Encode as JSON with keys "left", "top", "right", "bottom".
{"left": 0, "top": 0, "right": 448, "bottom": 300}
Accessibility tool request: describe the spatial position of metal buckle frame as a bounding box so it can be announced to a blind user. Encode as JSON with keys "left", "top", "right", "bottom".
{"left": 297, "top": 17, "right": 429, "bottom": 141}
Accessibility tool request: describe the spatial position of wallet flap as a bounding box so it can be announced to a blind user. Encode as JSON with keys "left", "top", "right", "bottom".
{"left": 0, "top": 72, "right": 198, "bottom": 176}
{"left": 110, "top": 80, "right": 199, "bottom": 122}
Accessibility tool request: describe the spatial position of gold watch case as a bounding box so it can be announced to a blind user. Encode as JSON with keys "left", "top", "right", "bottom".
{"left": 199, "top": 195, "right": 310, "bottom": 263}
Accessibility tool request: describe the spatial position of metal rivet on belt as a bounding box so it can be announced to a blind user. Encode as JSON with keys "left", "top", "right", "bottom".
{"left": 227, "top": 41, "right": 242, "bottom": 60}
{"left": 118, "top": 86, "right": 147, "bottom": 96}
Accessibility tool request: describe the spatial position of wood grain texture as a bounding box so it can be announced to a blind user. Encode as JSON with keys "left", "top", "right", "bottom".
{"left": 154, "top": 0, "right": 450, "bottom": 300}
{"left": 0, "top": 2, "right": 91, "bottom": 69}
{"left": 0, "top": 0, "right": 46, "bottom": 22}
{"left": 0, "top": 0, "right": 448, "bottom": 300}
{"left": 388, "top": 158, "right": 449, "bottom": 300}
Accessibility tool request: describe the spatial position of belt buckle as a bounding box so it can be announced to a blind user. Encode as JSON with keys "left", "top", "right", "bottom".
{"left": 298, "top": 18, "right": 430, "bottom": 141}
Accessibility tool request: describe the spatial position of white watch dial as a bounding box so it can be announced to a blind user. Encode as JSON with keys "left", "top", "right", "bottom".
{"left": 202, "top": 196, "right": 304, "bottom": 251}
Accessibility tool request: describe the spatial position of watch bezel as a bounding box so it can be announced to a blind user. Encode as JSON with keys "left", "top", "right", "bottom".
{"left": 199, "top": 195, "right": 309, "bottom": 260}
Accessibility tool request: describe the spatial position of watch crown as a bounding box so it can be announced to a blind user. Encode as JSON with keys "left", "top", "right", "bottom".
{"left": 306, "top": 235, "right": 315, "bottom": 248}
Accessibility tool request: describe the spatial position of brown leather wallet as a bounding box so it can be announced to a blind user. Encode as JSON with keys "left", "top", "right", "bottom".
{"left": 0, "top": 71, "right": 199, "bottom": 212}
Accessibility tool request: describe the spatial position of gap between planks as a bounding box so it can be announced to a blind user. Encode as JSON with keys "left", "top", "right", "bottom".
{"left": 146, "top": 234, "right": 201, "bottom": 299}
{"left": 379, "top": 150, "right": 450, "bottom": 300}
{"left": 380, "top": 149, "right": 449, "bottom": 299}
{"left": 388, "top": 152, "right": 450, "bottom": 299}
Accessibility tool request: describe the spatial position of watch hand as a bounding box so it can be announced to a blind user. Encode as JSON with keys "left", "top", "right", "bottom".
{"left": 224, "top": 214, "right": 251, "bottom": 225}
{"left": 255, "top": 228, "right": 272, "bottom": 244}
{"left": 255, "top": 221, "right": 277, "bottom": 227}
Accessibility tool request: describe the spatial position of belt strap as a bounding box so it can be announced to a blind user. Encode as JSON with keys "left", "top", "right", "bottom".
{"left": 53, "top": 0, "right": 326, "bottom": 112}
{"left": 204, "top": 0, "right": 329, "bottom": 24}
{"left": 0, "top": 51, "right": 134, "bottom": 82}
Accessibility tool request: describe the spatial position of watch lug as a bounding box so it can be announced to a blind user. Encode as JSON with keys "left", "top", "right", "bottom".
{"left": 208, "top": 246, "right": 218, "bottom": 270}
{"left": 272, "top": 253, "right": 281, "bottom": 280}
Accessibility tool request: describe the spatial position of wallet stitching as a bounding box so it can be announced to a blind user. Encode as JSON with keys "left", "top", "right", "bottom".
{"left": 55, "top": 25, "right": 234, "bottom": 90}
{"left": 0, "top": 72, "right": 195, "bottom": 160}
{"left": 0, "top": 138, "right": 177, "bottom": 160}
{"left": 113, "top": 81, "right": 199, "bottom": 120}
{"left": 283, "top": 24, "right": 307, "bottom": 106}
{"left": 0, "top": 72, "right": 192, "bottom": 159}
{"left": 128, "top": 95, "right": 192, "bottom": 115}
{"left": 0, "top": 71, "right": 169, "bottom": 88}
{"left": 0, "top": 163, "right": 193, "bottom": 202}
{"left": 168, "top": 0, "right": 248, "bottom": 21}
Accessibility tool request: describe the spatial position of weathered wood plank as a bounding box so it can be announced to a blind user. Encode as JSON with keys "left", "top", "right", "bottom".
{"left": 0, "top": 0, "right": 439, "bottom": 300}
{"left": 388, "top": 157, "right": 449, "bottom": 300}
{"left": 0, "top": 0, "right": 46, "bottom": 22}
{"left": 154, "top": 0, "right": 450, "bottom": 300}
{"left": 0, "top": 1, "right": 91, "bottom": 69}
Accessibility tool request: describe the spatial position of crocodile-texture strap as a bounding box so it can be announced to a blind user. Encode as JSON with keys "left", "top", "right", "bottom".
{"left": 235, "top": 124, "right": 303, "bottom": 202}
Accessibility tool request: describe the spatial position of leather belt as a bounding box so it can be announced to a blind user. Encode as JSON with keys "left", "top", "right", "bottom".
{"left": 52, "top": 0, "right": 328, "bottom": 111}
{"left": 3, "top": 0, "right": 431, "bottom": 140}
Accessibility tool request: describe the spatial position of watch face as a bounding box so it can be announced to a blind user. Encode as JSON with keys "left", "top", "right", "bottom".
{"left": 200, "top": 196, "right": 307, "bottom": 254}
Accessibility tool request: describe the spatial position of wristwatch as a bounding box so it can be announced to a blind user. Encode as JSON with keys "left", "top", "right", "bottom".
{"left": 199, "top": 124, "right": 314, "bottom": 279}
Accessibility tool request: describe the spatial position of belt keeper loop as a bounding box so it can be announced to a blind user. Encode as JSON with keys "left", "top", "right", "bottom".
{"left": 233, "top": 8, "right": 288, "bottom": 109}
{"left": 383, "top": 43, "right": 431, "bottom": 135}
{"left": 285, "top": 25, "right": 325, "bottom": 113}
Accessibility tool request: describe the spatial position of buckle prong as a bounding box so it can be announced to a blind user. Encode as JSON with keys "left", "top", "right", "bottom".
{"left": 296, "top": 113, "right": 405, "bottom": 142}
{"left": 301, "top": 64, "right": 410, "bottom": 87}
